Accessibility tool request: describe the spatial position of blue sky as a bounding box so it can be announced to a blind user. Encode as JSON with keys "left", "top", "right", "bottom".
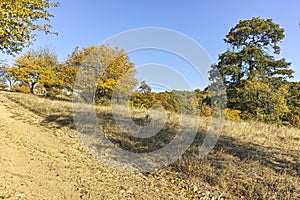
{"left": 1, "top": 0, "right": 299, "bottom": 90}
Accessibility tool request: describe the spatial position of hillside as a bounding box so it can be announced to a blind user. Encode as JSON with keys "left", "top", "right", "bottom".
{"left": 0, "top": 91, "right": 300, "bottom": 199}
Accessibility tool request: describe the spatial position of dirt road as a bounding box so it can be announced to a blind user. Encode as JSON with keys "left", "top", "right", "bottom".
{"left": 0, "top": 94, "right": 192, "bottom": 199}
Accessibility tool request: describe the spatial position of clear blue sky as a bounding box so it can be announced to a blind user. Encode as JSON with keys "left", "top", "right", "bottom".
{"left": 1, "top": 0, "right": 299, "bottom": 90}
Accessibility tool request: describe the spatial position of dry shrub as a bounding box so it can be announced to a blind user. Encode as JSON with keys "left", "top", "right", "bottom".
{"left": 200, "top": 104, "right": 212, "bottom": 117}
{"left": 48, "top": 88, "right": 62, "bottom": 97}
{"left": 225, "top": 108, "right": 241, "bottom": 121}
{"left": 0, "top": 83, "right": 8, "bottom": 90}
{"left": 13, "top": 84, "right": 30, "bottom": 93}
{"left": 288, "top": 114, "right": 300, "bottom": 128}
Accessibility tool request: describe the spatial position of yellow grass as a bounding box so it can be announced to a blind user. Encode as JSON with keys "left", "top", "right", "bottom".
{"left": 3, "top": 91, "right": 300, "bottom": 199}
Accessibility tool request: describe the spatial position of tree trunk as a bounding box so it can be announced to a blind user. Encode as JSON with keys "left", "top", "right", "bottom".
{"left": 30, "top": 82, "right": 36, "bottom": 94}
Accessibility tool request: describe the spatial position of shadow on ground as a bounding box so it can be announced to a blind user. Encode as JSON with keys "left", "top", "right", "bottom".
{"left": 39, "top": 111, "right": 300, "bottom": 178}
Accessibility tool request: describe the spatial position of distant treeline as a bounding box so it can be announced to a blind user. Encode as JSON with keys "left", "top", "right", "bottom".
{"left": 0, "top": 17, "right": 299, "bottom": 128}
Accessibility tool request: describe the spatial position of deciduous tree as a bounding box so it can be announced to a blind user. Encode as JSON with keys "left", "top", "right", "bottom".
{"left": 131, "top": 81, "right": 154, "bottom": 109}
{"left": 284, "top": 82, "right": 300, "bottom": 127}
{"left": 0, "top": 0, "right": 58, "bottom": 55}
{"left": 14, "top": 47, "right": 59, "bottom": 94}
{"left": 66, "top": 44, "right": 137, "bottom": 104}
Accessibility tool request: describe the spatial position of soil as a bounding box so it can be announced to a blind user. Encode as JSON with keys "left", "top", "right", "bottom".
{"left": 0, "top": 94, "right": 198, "bottom": 199}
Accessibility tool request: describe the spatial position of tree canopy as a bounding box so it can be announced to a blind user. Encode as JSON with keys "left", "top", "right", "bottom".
{"left": 14, "top": 47, "right": 59, "bottom": 94}
{"left": 0, "top": 0, "right": 58, "bottom": 55}
{"left": 0, "top": 14, "right": 298, "bottom": 128}
{"left": 65, "top": 44, "right": 138, "bottom": 104}
{"left": 209, "top": 17, "right": 295, "bottom": 122}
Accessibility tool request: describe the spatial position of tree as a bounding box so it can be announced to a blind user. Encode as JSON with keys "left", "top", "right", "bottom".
{"left": 286, "top": 82, "right": 300, "bottom": 115}
{"left": 0, "top": 66, "right": 17, "bottom": 90}
{"left": 239, "top": 77, "right": 289, "bottom": 122}
{"left": 284, "top": 81, "right": 300, "bottom": 127}
{"left": 0, "top": 0, "right": 58, "bottom": 55}
{"left": 66, "top": 44, "right": 138, "bottom": 104}
{"left": 138, "top": 81, "right": 152, "bottom": 94}
{"left": 14, "top": 47, "right": 59, "bottom": 94}
{"left": 0, "top": 60, "right": 18, "bottom": 90}
{"left": 195, "top": 88, "right": 212, "bottom": 106}
{"left": 131, "top": 81, "right": 154, "bottom": 109}
{"left": 172, "top": 90, "right": 198, "bottom": 114}
{"left": 154, "top": 92, "right": 180, "bottom": 113}
{"left": 209, "top": 17, "right": 294, "bottom": 121}
{"left": 0, "top": 67, "right": 7, "bottom": 90}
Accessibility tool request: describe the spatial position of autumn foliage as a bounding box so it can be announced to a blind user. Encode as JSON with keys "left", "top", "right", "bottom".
{"left": 0, "top": 17, "right": 299, "bottom": 128}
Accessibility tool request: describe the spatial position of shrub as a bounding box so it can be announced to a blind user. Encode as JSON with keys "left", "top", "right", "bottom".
{"left": 47, "top": 88, "right": 62, "bottom": 97}
{"left": 200, "top": 104, "right": 212, "bottom": 117}
{"left": 0, "top": 83, "right": 8, "bottom": 90}
{"left": 287, "top": 114, "right": 300, "bottom": 128}
{"left": 13, "top": 84, "right": 30, "bottom": 93}
{"left": 225, "top": 108, "right": 241, "bottom": 121}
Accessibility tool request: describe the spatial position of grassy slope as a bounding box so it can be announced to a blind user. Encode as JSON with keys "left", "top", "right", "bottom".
{"left": 3, "top": 91, "right": 300, "bottom": 199}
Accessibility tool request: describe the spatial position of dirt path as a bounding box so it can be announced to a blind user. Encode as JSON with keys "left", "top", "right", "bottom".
{"left": 0, "top": 94, "right": 192, "bottom": 200}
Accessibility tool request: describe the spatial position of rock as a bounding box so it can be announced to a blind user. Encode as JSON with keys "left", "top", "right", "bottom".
{"left": 15, "top": 192, "right": 26, "bottom": 198}
{"left": 193, "top": 185, "right": 198, "bottom": 193}
{"left": 119, "top": 189, "right": 125, "bottom": 194}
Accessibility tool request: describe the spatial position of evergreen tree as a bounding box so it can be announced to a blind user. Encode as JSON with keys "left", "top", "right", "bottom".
{"left": 209, "top": 17, "right": 294, "bottom": 121}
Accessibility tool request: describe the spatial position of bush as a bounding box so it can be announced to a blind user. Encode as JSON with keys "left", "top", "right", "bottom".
{"left": 286, "top": 114, "right": 300, "bottom": 128}
{"left": 96, "top": 97, "right": 111, "bottom": 106}
{"left": 47, "top": 88, "right": 62, "bottom": 97}
{"left": 13, "top": 84, "right": 30, "bottom": 93}
{"left": 200, "top": 104, "right": 212, "bottom": 117}
{"left": 0, "top": 83, "right": 8, "bottom": 90}
{"left": 225, "top": 108, "right": 241, "bottom": 121}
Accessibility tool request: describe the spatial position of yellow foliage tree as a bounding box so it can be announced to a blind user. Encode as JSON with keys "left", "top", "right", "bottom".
{"left": 14, "top": 47, "right": 59, "bottom": 94}
{"left": 65, "top": 44, "right": 137, "bottom": 104}
{"left": 0, "top": 0, "right": 58, "bottom": 55}
{"left": 239, "top": 77, "right": 289, "bottom": 122}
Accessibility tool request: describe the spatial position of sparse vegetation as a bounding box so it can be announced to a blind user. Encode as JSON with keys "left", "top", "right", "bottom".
{"left": 3, "top": 91, "right": 300, "bottom": 199}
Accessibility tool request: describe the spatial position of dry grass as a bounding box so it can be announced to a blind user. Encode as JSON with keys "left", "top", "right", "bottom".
{"left": 3, "top": 91, "right": 300, "bottom": 199}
